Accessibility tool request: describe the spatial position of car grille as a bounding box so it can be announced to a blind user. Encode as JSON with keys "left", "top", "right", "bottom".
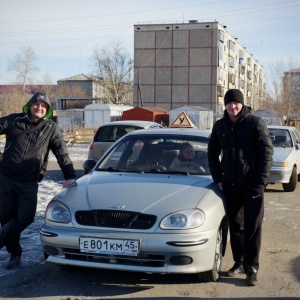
{"left": 63, "top": 249, "right": 165, "bottom": 267}
{"left": 75, "top": 210, "right": 157, "bottom": 229}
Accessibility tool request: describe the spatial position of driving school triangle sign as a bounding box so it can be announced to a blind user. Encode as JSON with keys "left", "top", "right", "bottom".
{"left": 171, "top": 112, "right": 195, "bottom": 127}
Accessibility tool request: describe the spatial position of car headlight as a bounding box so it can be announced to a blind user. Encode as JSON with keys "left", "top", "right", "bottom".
{"left": 160, "top": 209, "right": 205, "bottom": 229}
{"left": 45, "top": 200, "right": 71, "bottom": 223}
{"left": 272, "top": 161, "right": 288, "bottom": 167}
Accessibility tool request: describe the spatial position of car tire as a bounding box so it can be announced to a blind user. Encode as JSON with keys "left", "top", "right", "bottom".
{"left": 197, "top": 227, "right": 223, "bottom": 282}
{"left": 282, "top": 167, "right": 297, "bottom": 192}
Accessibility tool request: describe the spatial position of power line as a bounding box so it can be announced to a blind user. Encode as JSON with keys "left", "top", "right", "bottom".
{"left": 0, "top": 0, "right": 237, "bottom": 24}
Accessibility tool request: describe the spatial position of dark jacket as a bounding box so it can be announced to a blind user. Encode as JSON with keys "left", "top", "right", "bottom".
{"left": 207, "top": 106, "right": 273, "bottom": 186}
{"left": 0, "top": 112, "right": 76, "bottom": 182}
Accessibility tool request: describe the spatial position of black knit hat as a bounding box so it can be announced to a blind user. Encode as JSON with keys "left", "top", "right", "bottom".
{"left": 224, "top": 89, "right": 244, "bottom": 106}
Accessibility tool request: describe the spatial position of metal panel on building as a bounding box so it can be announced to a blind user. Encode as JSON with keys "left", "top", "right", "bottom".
{"left": 169, "top": 106, "right": 213, "bottom": 129}
{"left": 122, "top": 106, "right": 169, "bottom": 126}
{"left": 57, "top": 109, "right": 84, "bottom": 131}
{"left": 84, "top": 104, "right": 133, "bottom": 128}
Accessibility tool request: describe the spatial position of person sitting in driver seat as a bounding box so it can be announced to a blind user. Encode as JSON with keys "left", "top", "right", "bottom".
{"left": 116, "top": 128, "right": 127, "bottom": 139}
{"left": 169, "top": 142, "right": 205, "bottom": 172}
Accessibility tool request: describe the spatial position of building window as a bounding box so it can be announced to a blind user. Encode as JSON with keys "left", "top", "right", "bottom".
{"left": 254, "top": 64, "right": 258, "bottom": 75}
{"left": 247, "top": 57, "right": 252, "bottom": 66}
{"left": 219, "top": 30, "right": 225, "bottom": 43}
{"left": 228, "top": 73, "right": 236, "bottom": 85}
{"left": 239, "top": 49, "right": 244, "bottom": 60}
{"left": 229, "top": 40, "right": 235, "bottom": 52}
{"left": 240, "top": 79, "right": 245, "bottom": 89}
{"left": 217, "top": 85, "right": 225, "bottom": 97}
{"left": 218, "top": 44, "right": 223, "bottom": 67}
{"left": 292, "top": 75, "right": 300, "bottom": 81}
{"left": 239, "top": 65, "right": 245, "bottom": 75}
{"left": 229, "top": 56, "right": 235, "bottom": 68}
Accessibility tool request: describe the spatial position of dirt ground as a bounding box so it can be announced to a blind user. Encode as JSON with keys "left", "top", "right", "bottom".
{"left": 0, "top": 161, "right": 299, "bottom": 300}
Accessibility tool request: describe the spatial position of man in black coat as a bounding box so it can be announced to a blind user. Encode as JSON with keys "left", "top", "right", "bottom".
{"left": 207, "top": 89, "right": 273, "bottom": 286}
{"left": 0, "top": 91, "right": 76, "bottom": 269}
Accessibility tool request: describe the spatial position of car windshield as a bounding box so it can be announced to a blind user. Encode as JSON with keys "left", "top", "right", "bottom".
{"left": 94, "top": 125, "right": 143, "bottom": 142}
{"left": 269, "top": 129, "right": 293, "bottom": 148}
{"left": 96, "top": 134, "right": 211, "bottom": 175}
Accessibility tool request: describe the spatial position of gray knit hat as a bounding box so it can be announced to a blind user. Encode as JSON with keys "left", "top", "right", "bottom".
{"left": 224, "top": 89, "right": 244, "bottom": 106}
{"left": 23, "top": 91, "right": 53, "bottom": 119}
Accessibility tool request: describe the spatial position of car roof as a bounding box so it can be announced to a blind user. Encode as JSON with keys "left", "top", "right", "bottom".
{"left": 126, "top": 127, "right": 212, "bottom": 137}
{"left": 267, "top": 126, "right": 297, "bottom": 131}
{"left": 99, "top": 120, "right": 163, "bottom": 128}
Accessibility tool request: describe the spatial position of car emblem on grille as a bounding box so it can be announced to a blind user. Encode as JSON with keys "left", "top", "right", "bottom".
{"left": 109, "top": 204, "right": 125, "bottom": 209}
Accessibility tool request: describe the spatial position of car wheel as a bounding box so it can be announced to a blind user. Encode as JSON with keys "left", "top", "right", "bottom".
{"left": 197, "top": 227, "right": 223, "bottom": 282}
{"left": 282, "top": 167, "right": 297, "bottom": 192}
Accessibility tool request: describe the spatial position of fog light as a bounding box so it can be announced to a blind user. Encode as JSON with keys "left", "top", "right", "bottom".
{"left": 169, "top": 256, "right": 193, "bottom": 265}
{"left": 43, "top": 245, "right": 59, "bottom": 256}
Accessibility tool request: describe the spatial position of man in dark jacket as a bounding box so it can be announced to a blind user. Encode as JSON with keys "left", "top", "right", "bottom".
{"left": 207, "top": 89, "right": 273, "bottom": 286}
{"left": 0, "top": 91, "right": 76, "bottom": 269}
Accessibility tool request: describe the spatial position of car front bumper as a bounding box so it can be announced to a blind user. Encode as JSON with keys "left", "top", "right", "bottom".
{"left": 40, "top": 223, "right": 220, "bottom": 274}
{"left": 268, "top": 167, "right": 292, "bottom": 184}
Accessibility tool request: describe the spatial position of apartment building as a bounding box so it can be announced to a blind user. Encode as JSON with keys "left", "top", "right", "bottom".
{"left": 133, "top": 21, "right": 266, "bottom": 114}
{"left": 283, "top": 68, "right": 300, "bottom": 104}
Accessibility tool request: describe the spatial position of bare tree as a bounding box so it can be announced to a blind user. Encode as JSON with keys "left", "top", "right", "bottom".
{"left": 265, "top": 56, "right": 299, "bottom": 121}
{"left": 90, "top": 39, "right": 133, "bottom": 105}
{"left": 0, "top": 86, "right": 25, "bottom": 116}
{"left": 7, "top": 46, "right": 39, "bottom": 91}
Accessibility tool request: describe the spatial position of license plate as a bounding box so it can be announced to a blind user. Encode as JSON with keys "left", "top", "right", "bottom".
{"left": 79, "top": 237, "right": 140, "bottom": 256}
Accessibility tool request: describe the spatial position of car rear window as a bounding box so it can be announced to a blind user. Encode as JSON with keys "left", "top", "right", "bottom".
{"left": 94, "top": 125, "right": 143, "bottom": 142}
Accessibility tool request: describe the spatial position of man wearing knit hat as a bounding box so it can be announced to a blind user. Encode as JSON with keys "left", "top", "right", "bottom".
{"left": 0, "top": 91, "right": 76, "bottom": 269}
{"left": 207, "top": 89, "right": 273, "bottom": 286}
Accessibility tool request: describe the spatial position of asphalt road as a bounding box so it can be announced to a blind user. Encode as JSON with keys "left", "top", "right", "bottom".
{"left": 0, "top": 162, "right": 299, "bottom": 299}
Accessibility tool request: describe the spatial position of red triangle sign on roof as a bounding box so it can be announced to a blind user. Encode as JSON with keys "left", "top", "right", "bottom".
{"left": 171, "top": 112, "right": 195, "bottom": 127}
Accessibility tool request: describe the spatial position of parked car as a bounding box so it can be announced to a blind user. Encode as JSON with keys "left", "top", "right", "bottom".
{"left": 87, "top": 120, "right": 163, "bottom": 163}
{"left": 40, "top": 128, "right": 228, "bottom": 282}
{"left": 267, "top": 126, "right": 300, "bottom": 192}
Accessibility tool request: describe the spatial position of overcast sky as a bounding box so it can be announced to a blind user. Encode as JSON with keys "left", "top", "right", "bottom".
{"left": 0, "top": 0, "right": 299, "bottom": 86}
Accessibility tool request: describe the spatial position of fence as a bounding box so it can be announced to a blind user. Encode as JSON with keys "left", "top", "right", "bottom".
{"left": 64, "top": 128, "right": 97, "bottom": 146}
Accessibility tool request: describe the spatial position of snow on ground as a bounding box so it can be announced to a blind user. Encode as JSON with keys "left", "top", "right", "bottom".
{"left": 0, "top": 144, "right": 89, "bottom": 276}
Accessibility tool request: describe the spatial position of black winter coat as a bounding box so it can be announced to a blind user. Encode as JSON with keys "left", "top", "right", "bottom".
{"left": 0, "top": 113, "right": 76, "bottom": 182}
{"left": 207, "top": 106, "right": 273, "bottom": 187}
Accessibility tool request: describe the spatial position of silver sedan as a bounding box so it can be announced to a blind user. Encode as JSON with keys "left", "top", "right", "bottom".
{"left": 40, "top": 128, "right": 228, "bottom": 282}
{"left": 267, "top": 126, "right": 300, "bottom": 192}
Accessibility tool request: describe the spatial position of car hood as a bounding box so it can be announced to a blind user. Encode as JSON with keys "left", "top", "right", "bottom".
{"left": 60, "top": 172, "right": 215, "bottom": 217}
{"left": 272, "top": 147, "right": 293, "bottom": 162}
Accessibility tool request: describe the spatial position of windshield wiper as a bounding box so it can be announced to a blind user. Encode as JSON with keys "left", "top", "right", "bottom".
{"left": 105, "top": 166, "right": 121, "bottom": 172}
{"left": 145, "top": 170, "right": 190, "bottom": 175}
{"left": 101, "top": 167, "right": 145, "bottom": 173}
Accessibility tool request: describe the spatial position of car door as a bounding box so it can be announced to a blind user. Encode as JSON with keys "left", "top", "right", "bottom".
{"left": 291, "top": 129, "right": 300, "bottom": 175}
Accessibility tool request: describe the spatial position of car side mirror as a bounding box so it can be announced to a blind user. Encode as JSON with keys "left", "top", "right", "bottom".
{"left": 83, "top": 160, "right": 96, "bottom": 174}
